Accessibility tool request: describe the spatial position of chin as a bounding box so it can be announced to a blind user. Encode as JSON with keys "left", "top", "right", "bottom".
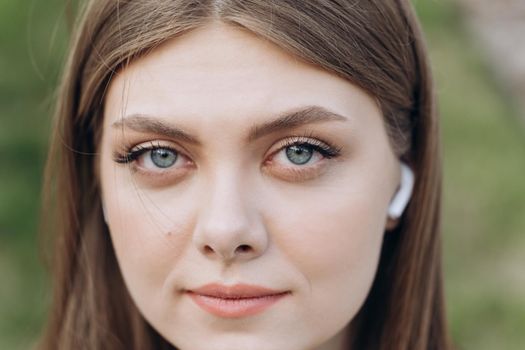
{"left": 168, "top": 333, "right": 314, "bottom": 350}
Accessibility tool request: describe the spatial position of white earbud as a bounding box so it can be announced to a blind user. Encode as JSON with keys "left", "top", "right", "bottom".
{"left": 387, "top": 163, "right": 415, "bottom": 220}
{"left": 102, "top": 202, "right": 108, "bottom": 224}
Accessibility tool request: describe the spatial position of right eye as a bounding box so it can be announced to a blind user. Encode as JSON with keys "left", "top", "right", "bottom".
{"left": 114, "top": 141, "right": 193, "bottom": 173}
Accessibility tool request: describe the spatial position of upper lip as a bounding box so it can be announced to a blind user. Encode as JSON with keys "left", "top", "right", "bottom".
{"left": 186, "top": 283, "right": 289, "bottom": 299}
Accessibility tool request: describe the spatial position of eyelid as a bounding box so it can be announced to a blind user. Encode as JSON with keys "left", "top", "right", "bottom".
{"left": 113, "top": 140, "right": 191, "bottom": 167}
{"left": 112, "top": 132, "right": 343, "bottom": 183}
{"left": 261, "top": 133, "right": 343, "bottom": 182}
{"left": 267, "top": 133, "right": 343, "bottom": 159}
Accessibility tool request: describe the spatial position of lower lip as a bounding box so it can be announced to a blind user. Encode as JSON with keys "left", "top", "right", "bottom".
{"left": 187, "top": 292, "right": 289, "bottom": 318}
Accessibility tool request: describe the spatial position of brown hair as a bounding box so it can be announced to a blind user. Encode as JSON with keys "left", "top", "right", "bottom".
{"left": 39, "top": 0, "right": 450, "bottom": 349}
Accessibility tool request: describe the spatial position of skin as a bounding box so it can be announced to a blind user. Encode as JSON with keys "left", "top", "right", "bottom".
{"left": 100, "top": 22, "right": 401, "bottom": 350}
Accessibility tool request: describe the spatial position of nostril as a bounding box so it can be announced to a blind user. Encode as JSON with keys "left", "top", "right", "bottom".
{"left": 203, "top": 245, "right": 214, "bottom": 254}
{"left": 235, "top": 244, "right": 252, "bottom": 254}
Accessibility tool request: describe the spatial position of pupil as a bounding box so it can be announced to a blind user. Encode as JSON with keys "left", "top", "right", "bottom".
{"left": 286, "top": 145, "right": 313, "bottom": 165}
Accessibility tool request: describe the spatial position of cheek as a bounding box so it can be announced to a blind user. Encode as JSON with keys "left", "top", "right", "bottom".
{"left": 101, "top": 168, "right": 195, "bottom": 312}
{"left": 268, "top": 178, "right": 389, "bottom": 322}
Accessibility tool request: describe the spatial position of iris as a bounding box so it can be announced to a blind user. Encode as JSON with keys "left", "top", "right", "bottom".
{"left": 151, "top": 148, "right": 177, "bottom": 168}
{"left": 286, "top": 145, "right": 313, "bottom": 165}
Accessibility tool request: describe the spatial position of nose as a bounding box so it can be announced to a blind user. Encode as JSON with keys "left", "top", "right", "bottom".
{"left": 192, "top": 171, "right": 268, "bottom": 264}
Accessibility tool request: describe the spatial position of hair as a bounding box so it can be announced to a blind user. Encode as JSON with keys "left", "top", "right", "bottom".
{"left": 39, "top": 0, "right": 450, "bottom": 349}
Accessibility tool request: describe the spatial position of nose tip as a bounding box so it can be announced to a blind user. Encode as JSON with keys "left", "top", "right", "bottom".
{"left": 201, "top": 242, "right": 260, "bottom": 262}
{"left": 194, "top": 217, "right": 268, "bottom": 263}
{"left": 192, "top": 177, "right": 268, "bottom": 264}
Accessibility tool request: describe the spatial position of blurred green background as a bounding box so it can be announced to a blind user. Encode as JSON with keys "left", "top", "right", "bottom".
{"left": 1, "top": 0, "right": 524, "bottom": 349}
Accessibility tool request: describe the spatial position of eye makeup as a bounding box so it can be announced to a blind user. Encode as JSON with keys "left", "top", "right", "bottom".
{"left": 269, "top": 133, "right": 343, "bottom": 160}
{"left": 111, "top": 140, "right": 195, "bottom": 186}
{"left": 113, "top": 141, "right": 180, "bottom": 165}
{"left": 111, "top": 130, "right": 344, "bottom": 183}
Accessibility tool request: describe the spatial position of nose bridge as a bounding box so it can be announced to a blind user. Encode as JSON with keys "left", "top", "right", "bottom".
{"left": 193, "top": 164, "right": 267, "bottom": 262}
{"left": 204, "top": 167, "right": 250, "bottom": 232}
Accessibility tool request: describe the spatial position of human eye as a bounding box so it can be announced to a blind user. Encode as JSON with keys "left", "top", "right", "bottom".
{"left": 113, "top": 140, "right": 194, "bottom": 177}
{"left": 264, "top": 132, "right": 343, "bottom": 181}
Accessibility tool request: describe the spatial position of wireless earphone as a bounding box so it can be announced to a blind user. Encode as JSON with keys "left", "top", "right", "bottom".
{"left": 102, "top": 202, "right": 108, "bottom": 224}
{"left": 387, "top": 163, "right": 415, "bottom": 220}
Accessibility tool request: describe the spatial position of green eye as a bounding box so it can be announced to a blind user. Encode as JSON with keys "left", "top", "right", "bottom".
{"left": 285, "top": 145, "right": 313, "bottom": 165}
{"left": 150, "top": 148, "right": 177, "bottom": 168}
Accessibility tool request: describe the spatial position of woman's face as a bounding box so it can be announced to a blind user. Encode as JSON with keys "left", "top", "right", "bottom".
{"left": 100, "top": 23, "right": 401, "bottom": 350}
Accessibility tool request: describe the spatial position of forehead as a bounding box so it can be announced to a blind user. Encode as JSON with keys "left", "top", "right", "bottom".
{"left": 103, "top": 22, "right": 379, "bottom": 130}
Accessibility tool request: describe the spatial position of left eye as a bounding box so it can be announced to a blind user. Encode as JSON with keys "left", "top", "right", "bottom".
{"left": 271, "top": 138, "right": 341, "bottom": 168}
{"left": 284, "top": 144, "right": 315, "bottom": 165}
{"left": 147, "top": 148, "right": 178, "bottom": 168}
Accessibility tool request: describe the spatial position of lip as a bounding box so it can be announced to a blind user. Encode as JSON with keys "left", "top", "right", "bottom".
{"left": 185, "top": 283, "right": 290, "bottom": 318}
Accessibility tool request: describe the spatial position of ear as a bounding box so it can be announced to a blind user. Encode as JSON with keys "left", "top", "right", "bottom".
{"left": 386, "top": 163, "right": 415, "bottom": 229}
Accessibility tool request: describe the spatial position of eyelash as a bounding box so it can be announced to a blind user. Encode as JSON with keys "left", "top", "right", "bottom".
{"left": 113, "top": 141, "right": 176, "bottom": 164}
{"left": 274, "top": 133, "right": 342, "bottom": 159}
{"left": 112, "top": 132, "right": 343, "bottom": 171}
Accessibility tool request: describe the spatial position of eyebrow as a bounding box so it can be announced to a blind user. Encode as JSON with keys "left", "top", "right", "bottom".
{"left": 111, "top": 105, "right": 348, "bottom": 145}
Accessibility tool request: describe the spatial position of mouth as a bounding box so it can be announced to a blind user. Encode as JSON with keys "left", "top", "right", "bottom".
{"left": 185, "top": 283, "right": 291, "bottom": 318}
